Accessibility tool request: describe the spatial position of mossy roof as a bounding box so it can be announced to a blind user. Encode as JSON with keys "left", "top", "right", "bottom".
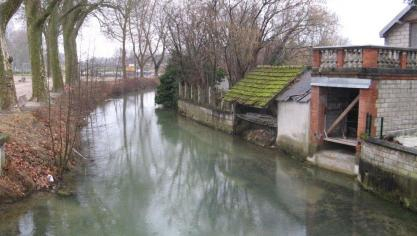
{"left": 224, "top": 66, "right": 305, "bottom": 108}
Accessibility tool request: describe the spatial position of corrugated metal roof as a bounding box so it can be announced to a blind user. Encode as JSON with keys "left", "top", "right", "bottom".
{"left": 224, "top": 66, "right": 305, "bottom": 108}
{"left": 276, "top": 71, "right": 311, "bottom": 103}
{"left": 311, "top": 77, "right": 371, "bottom": 89}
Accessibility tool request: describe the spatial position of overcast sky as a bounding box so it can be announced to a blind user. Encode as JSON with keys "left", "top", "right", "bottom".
{"left": 78, "top": 0, "right": 410, "bottom": 58}
{"left": 326, "top": 0, "right": 408, "bottom": 45}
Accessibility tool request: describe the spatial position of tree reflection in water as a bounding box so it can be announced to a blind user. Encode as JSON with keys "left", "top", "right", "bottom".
{"left": 1, "top": 92, "right": 417, "bottom": 235}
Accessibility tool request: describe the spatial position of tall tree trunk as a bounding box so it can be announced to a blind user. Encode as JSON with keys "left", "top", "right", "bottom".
{"left": 26, "top": 18, "right": 47, "bottom": 101}
{"left": 0, "top": 30, "right": 17, "bottom": 109}
{"left": 153, "top": 64, "right": 159, "bottom": 77}
{"left": 121, "top": 30, "right": 127, "bottom": 80}
{"left": 0, "top": 0, "right": 23, "bottom": 110}
{"left": 45, "top": 31, "right": 51, "bottom": 78}
{"left": 47, "top": 7, "right": 63, "bottom": 91}
{"left": 25, "top": 0, "right": 60, "bottom": 101}
{"left": 139, "top": 63, "right": 144, "bottom": 79}
{"left": 62, "top": 0, "right": 90, "bottom": 85}
{"left": 63, "top": 26, "right": 79, "bottom": 84}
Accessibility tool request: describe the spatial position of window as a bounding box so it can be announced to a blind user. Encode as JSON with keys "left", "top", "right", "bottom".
{"left": 410, "top": 23, "right": 417, "bottom": 48}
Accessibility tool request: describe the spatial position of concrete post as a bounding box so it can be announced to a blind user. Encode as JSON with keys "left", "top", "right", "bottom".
{"left": 178, "top": 82, "right": 182, "bottom": 99}
{"left": 197, "top": 86, "right": 201, "bottom": 104}
{"left": 190, "top": 85, "right": 193, "bottom": 101}
{"left": 0, "top": 133, "right": 9, "bottom": 176}
{"left": 208, "top": 87, "right": 211, "bottom": 105}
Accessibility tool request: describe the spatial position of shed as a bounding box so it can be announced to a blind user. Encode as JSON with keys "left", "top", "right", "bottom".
{"left": 224, "top": 66, "right": 309, "bottom": 147}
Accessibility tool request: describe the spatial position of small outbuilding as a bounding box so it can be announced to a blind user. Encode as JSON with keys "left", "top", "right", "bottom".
{"left": 224, "top": 65, "right": 311, "bottom": 152}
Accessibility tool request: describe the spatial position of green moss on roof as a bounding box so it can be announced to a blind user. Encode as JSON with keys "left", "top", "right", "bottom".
{"left": 224, "top": 66, "right": 304, "bottom": 108}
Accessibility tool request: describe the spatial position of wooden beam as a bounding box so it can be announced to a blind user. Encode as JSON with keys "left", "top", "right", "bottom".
{"left": 326, "top": 95, "right": 360, "bottom": 135}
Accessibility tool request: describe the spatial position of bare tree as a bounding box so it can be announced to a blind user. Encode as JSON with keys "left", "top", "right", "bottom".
{"left": 129, "top": 0, "right": 154, "bottom": 79}
{"left": 62, "top": 0, "right": 104, "bottom": 84}
{"left": 165, "top": 0, "right": 343, "bottom": 88}
{"left": 145, "top": 0, "right": 168, "bottom": 77}
{"left": 98, "top": 0, "right": 133, "bottom": 80}
{"left": 0, "top": 0, "right": 23, "bottom": 110}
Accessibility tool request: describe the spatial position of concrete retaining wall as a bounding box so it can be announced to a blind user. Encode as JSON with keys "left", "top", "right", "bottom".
{"left": 178, "top": 100, "right": 234, "bottom": 134}
{"left": 360, "top": 138, "right": 417, "bottom": 211}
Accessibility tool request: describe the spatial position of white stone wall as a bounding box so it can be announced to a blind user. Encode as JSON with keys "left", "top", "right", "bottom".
{"left": 276, "top": 102, "right": 310, "bottom": 156}
{"left": 178, "top": 100, "right": 234, "bottom": 133}
{"left": 376, "top": 80, "right": 417, "bottom": 135}
{"left": 384, "top": 23, "right": 410, "bottom": 47}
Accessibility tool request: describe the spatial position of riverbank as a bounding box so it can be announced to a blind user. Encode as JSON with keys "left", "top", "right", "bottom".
{"left": 0, "top": 79, "right": 159, "bottom": 204}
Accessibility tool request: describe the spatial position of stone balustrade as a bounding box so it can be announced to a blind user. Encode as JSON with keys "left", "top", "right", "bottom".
{"left": 344, "top": 48, "right": 363, "bottom": 68}
{"left": 319, "top": 48, "right": 337, "bottom": 69}
{"left": 313, "top": 45, "right": 417, "bottom": 71}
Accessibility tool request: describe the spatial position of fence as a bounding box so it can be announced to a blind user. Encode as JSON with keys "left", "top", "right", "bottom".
{"left": 178, "top": 82, "right": 233, "bottom": 112}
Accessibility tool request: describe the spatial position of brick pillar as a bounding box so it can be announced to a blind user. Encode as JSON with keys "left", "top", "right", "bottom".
{"left": 363, "top": 48, "right": 378, "bottom": 68}
{"left": 310, "top": 86, "right": 327, "bottom": 148}
{"left": 400, "top": 51, "right": 408, "bottom": 69}
{"left": 336, "top": 49, "right": 345, "bottom": 68}
{"left": 357, "top": 80, "right": 378, "bottom": 138}
{"left": 312, "top": 50, "right": 321, "bottom": 68}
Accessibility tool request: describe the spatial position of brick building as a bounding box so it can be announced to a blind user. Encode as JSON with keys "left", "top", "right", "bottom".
{"left": 310, "top": 47, "right": 417, "bottom": 150}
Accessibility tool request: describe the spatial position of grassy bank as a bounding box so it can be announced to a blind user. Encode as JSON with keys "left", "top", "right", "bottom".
{"left": 0, "top": 78, "right": 159, "bottom": 203}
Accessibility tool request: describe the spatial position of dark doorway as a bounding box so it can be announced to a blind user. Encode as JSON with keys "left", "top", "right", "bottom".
{"left": 324, "top": 88, "right": 359, "bottom": 147}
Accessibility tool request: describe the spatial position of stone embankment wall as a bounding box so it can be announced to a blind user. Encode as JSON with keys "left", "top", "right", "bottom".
{"left": 376, "top": 80, "right": 417, "bottom": 136}
{"left": 178, "top": 100, "right": 234, "bottom": 134}
{"left": 360, "top": 138, "right": 417, "bottom": 212}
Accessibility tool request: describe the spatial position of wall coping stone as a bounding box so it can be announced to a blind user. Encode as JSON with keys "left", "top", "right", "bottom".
{"left": 178, "top": 99, "right": 234, "bottom": 115}
{"left": 312, "top": 68, "right": 417, "bottom": 77}
{"left": 365, "top": 137, "right": 417, "bottom": 156}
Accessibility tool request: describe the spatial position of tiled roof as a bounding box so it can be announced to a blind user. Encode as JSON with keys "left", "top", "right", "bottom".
{"left": 224, "top": 66, "right": 305, "bottom": 108}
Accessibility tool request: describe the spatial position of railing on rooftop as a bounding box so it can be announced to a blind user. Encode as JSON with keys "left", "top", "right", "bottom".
{"left": 313, "top": 45, "right": 417, "bottom": 71}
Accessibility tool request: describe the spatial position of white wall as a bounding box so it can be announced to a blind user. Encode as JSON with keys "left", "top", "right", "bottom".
{"left": 276, "top": 102, "right": 310, "bottom": 157}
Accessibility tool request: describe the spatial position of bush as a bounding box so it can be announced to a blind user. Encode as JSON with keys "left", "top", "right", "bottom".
{"left": 155, "top": 64, "right": 180, "bottom": 108}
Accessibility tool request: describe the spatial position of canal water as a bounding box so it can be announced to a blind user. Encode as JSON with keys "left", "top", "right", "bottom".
{"left": 1, "top": 91, "right": 417, "bottom": 236}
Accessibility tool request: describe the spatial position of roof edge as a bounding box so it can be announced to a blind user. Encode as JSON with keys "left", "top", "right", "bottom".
{"left": 380, "top": 5, "right": 413, "bottom": 38}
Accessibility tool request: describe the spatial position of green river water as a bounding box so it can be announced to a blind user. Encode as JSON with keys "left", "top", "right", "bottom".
{"left": 0, "top": 91, "right": 417, "bottom": 236}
